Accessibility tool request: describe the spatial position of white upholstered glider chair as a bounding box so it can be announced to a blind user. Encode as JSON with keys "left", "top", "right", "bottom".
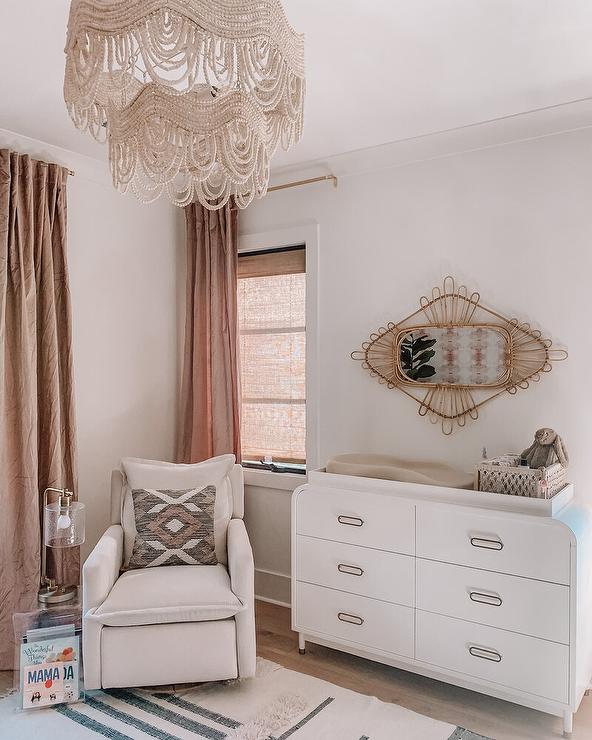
{"left": 82, "top": 456, "right": 255, "bottom": 689}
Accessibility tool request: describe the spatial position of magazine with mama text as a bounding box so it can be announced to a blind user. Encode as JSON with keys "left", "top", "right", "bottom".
{"left": 20, "top": 626, "right": 80, "bottom": 709}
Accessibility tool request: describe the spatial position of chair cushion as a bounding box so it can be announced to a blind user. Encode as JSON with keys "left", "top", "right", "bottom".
{"left": 92, "top": 564, "right": 244, "bottom": 626}
{"left": 120, "top": 455, "right": 235, "bottom": 568}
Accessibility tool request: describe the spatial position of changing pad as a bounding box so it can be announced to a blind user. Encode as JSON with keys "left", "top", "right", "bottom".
{"left": 325, "top": 453, "right": 474, "bottom": 489}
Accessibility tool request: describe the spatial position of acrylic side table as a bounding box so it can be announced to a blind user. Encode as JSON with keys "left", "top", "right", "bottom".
{"left": 13, "top": 598, "right": 84, "bottom": 711}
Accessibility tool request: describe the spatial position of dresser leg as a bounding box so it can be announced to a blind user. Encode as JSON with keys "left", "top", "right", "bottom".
{"left": 298, "top": 633, "right": 306, "bottom": 655}
{"left": 563, "top": 709, "right": 573, "bottom": 737}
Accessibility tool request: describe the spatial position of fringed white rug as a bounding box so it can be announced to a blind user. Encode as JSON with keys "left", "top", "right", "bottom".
{"left": 0, "top": 658, "right": 492, "bottom": 740}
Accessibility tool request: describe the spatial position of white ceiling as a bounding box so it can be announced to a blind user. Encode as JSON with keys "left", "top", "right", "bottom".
{"left": 1, "top": 1, "right": 592, "bottom": 171}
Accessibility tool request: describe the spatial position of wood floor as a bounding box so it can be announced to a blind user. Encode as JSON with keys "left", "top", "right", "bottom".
{"left": 2, "top": 601, "right": 590, "bottom": 739}
{"left": 255, "top": 600, "right": 592, "bottom": 740}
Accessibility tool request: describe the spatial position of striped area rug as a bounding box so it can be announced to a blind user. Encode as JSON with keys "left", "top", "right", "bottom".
{"left": 0, "top": 659, "right": 492, "bottom": 740}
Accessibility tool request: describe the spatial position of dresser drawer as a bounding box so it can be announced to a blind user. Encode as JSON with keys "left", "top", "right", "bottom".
{"left": 417, "top": 507, "right": 571, "bottom": 584}
{"left": 416, "top": 610, "right": 569, "bottom": 703}
{"left": 295, "top": 582, "right": 414, "bottom": 658}
{"left": 296, "top": 535, "right": 414, "bottom": 606}
{"left": 296, "top": 488, "right": 414, "bottom": 555}
{"left": 417, "top": 559, "right": 570, "bottom": 644}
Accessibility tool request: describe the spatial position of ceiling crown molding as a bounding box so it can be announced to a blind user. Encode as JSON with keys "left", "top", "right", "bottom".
{"left": 270, "top": 97, "right": 592, "bottom": 186}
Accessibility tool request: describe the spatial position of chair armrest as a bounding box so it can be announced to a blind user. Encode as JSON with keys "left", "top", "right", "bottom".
{"left": 227, "top": 519, "right": 254, "bottom": 602}
{"left": 82, "top": 524, "right": 123, "bottom": 614}
{"left": 227, "top": 518, "right": 256, "bottom": 677}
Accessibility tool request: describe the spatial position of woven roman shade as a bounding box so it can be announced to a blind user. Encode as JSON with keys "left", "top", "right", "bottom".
{"left": 238, "top": 246, "right": 305, "bottom": 279}
{"left": 238, "top": 247, "right": 305, "bottom": 464}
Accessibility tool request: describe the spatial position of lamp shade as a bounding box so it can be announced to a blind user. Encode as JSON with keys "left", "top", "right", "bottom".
{"left": 63, "top": 0, "right": 305, "bottom": 209}
{"left": 44, "top": 501, "right": 85, "bottom": 548}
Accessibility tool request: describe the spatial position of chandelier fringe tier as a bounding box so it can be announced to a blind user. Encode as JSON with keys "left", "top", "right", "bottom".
{"left": 64, "top": 0, "right": 305, "bottom": 209}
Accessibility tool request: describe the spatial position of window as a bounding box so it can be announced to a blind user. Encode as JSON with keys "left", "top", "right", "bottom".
{"left": 237, "top": 246, "right": 306, "bottom": 471}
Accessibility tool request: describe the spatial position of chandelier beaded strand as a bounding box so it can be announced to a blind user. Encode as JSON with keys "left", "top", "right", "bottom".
{"left": 64, "top": 0, "right": 305, "bottom": 209}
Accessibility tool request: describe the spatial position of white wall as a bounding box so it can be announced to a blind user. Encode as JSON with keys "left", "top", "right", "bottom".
{"left": 0, "top": 129, "right": 183, "bottom": 556}
{"left": 244, "top": 480, "right": 293, "bottom": 605}
{"left": 4, "top": 123, "right": 589, "bottom": 599}
{"left": 240, "top": 126, "right": 592, "bottom": 602}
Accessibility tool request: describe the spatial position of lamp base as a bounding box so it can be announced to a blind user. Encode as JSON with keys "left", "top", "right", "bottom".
{"left": 38, "top": 584, "right": 77, "bottom": 605}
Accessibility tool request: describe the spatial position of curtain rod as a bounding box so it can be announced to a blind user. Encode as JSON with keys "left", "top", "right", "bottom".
{"left": 67, "top": 171, "right": 337, "bottom": 187}
{"left": 36, "top": 159, "right": 75, "bottom": 176}
{"left": 67, "top": 171, "right": 337, "bottom": 186}
{"left": 230, "top": 173, "right": 337, "bottom": 210}
{"left": 267, "top": 174, "right": 337, "bottom": 192}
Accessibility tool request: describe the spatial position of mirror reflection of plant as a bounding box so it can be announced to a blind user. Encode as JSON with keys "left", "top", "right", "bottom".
{"left": 400, "top": 333, "right": 437, "bottom": 381}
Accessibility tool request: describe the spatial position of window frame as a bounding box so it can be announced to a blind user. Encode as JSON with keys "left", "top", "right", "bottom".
{"left": 238, "top": 224, "right": 320, "bottom": 485}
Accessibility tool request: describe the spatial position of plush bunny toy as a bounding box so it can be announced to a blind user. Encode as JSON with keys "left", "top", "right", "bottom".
{"left": 521, "top": 428, "right": 569, "bottom": 469}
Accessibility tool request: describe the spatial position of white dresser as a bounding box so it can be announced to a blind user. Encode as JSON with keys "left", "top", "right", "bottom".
{"left": 291, "top": 470, "right": 592, "bottom": 736}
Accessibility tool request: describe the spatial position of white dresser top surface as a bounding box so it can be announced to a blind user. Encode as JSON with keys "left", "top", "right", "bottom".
{"left": 303, "top": 468, "right": 575, "bottom": 519}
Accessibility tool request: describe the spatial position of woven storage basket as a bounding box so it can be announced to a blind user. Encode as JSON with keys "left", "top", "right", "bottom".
{"left": 475, "top": 455, "right": 567, "bottom": 499}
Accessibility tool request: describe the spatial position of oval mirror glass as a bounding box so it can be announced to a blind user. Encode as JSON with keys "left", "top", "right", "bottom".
{"left": 397, "top": 326, "right": 510, "bottom": 386}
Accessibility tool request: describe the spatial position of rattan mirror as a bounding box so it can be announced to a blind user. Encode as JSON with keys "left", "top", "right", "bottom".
{"left": 352, "top": 276, "right": 568, "bottom": 434}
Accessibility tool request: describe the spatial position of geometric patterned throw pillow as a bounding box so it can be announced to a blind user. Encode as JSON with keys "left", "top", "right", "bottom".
{"left": 127, "top": 486, "right": 218, "bottom": 570}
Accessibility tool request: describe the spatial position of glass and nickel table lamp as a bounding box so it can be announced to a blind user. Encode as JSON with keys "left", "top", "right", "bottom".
{"left": 38, "top": 487, "right": 85, "bottom": 605}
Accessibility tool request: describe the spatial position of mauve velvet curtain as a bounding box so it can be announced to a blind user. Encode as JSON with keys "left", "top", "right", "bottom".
{"left": 177, "top": 201, "right": 241, "bottom": 463}
{"left": 0, "top": 150, "right": 78, "bottom": 669}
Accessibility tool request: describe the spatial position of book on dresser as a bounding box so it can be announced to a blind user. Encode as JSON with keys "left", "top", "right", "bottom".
{"left": 291, "top": 469, "right": 592, "bottom": 737}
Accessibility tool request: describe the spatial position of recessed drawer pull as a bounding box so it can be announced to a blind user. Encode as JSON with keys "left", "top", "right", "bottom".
{"left": 337, "top": 563, "right": 364, "bottom": 577}
{"left": 337, "top": 515, "right": 364, "bottom": 527}
{"left": 469, "top": 591, "right": 503, "bottom": 607}
{"left": 468, "top": 645, "right": 502, "bottom": 663}
{"left": 470, "top": 536, "right": 503, "bottom": 551}
{"left": 337, "top": 611, "right": 364, "bottom": 626}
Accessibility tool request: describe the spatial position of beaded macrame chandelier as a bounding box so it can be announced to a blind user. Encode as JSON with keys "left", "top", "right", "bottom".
{"left": 64, "top": 1, "right": 305, "bottom": 209}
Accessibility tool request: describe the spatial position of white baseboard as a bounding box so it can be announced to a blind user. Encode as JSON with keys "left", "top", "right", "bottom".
{"left": 255, "top": 595, "right": 291, "bottom": 609}
{"left": 255, "top": 567, "right": 291, "bottom": 606}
